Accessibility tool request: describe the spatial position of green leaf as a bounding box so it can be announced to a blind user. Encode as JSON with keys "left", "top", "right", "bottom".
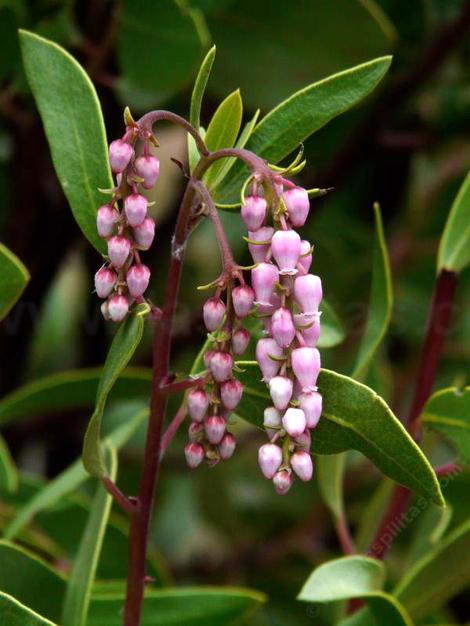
{"left": 0, "top": 243, "right": 29, "bottom": 321}
{"left": 319, "top": 299, "right": 347, "bottom": 349}
{"left": 437, "top": 170, "right": 470, "bottom": 273}
{"left": 0, "top": 433, "right": 18, "bottom": 493}
{"left": 352, "top": 203, "right": 393, "bottom": 380}
{"left": 0, "top": 592, "right": 58, "bottom": 626}
{"left": 188, "top": 45, "right": 216, "bottom": 172}
{"left": 62, "top": 443, "right": 117, "bottom": 626}
{"left": 203, "top": 89, "right": 243, "bottom": 189}
{"left": 0, "top": 542, "right": 65, "bottom": 622}
{"left": 19, "top": 30, "right": 112, "bottom": 253}
{"left": 421, "top": 386, "right": 470, "bottom": 463}
{"left": 394, "top": 517, "right": 470, "bottom": 619}
{"left": 215, "top": 56, "right": 392, "bottom": 204}
{"left": 88, "top": 587, "right": 266, "bottom": 626}
{"left": 235, "top": 363, "right": 444, "bottom": 505}
{"left": 118, "top": 0, "right": 207, "bottom": 97}
{"left": 83, "top": 306, "right": 148, "bottom": 478}
{"left": 4, "top": 407, "right": 148, "bottom": 540}
{"left": 355, "top": 479, "right": 394, "bottom": 551}
{"left": 298, "top": 556, "right": 412, "bottom": 626}
{"left": 316, "top": 453, "right": 346, "bottom": 521}
{"left": 0, "top": 367, "right": 151, "bottom": 428}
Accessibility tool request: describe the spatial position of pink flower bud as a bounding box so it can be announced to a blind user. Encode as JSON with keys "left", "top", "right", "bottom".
{"left": 269, "top": 376, "right": 293, "bottom": 411}
{"left": 300, "top": 320, "right": 321, "bottom": 347}
{"left": 294, "top": 274, "right": 322, "bottom": 315}
{"left": 133, "top": 217, "right": 155, "bottom": 250}
{"left": 124, "top": 193, "right": 148, "bottom": 227}
{"left": 109, "top": 139, "right": 134, "bottom": 174}
{"left": 108, "top": 236, "right": 131, "bottom": 269}
{"left": 204, "top": 415, "right": 226, "bottom": 444}
{"left": 282, "top": 407, "right": 306, "bottom": 437}
{"left": 283, "top": 187, "right": 310, "bottom": 228}
{"left": 271, "top": 230, "right": 301, "bottom": 275}
{"left": 248, "top": 227, "right": 274, "bottom": 263}
{"left": 203, "top": 297, "right": 226, "bottom": 332}
{"left": 220, "top": 379, "right": 243, "bottom": 411}
{"left": 298, "top": 391, "right": 322, "bottom": 428}
{"left": 188, "top": 421, "right": 204, "bottom": 441}
{"left": 126, "top": 264, "right": 151, "bottom": 298}
{"left": 101, "top": 301, "right": 110, "bottom": 320}
{"left": 219, "top": 433, "right": 237, "bottom": 460}
{"left": 256, "top": 338, "right": 283, "bottom": 382}
{"left": 298, "top": 240, "right": 312, "bottom": 273}
{"left": 290, "top": 451, "right": 313, "bottom": 481}
{"left": 97, "top": 205, "right": 118, "bottom": 239}
{"left": 291, "top": 347, "right": 321, "bottom": 392}
{"left": 209, "top": 352, "right": 233, "bottom": 382}
{"left": 94, "top": 267, "right": 117, "bottom": 298}
{"left": 271, "top": 307, "right": 296, "bottom": 348}
{"left": 203, "top": 350, "right": 216, "bottom": 368}
{"left": 294, "top": 429, "right": 311, "bottom": 450}
{"left": 107, "top": 294, "right": 129, "bottom": 322}
{"left": 258, "top": 443, "right": 283, "bottom": 479}
{"left": 134, "top": 155, "right": 160, "bottom": 189}
{"left": 252, "top": 262, "right": 279, "bottom": 307}
{"left": 241, "top": 196, "right": 267, "bottom": 231}
{"left": 232, "top": 285, "right": 255, "bottom": 318}
{"left": 185, "top": 442, "right": 204, "bottom": 468}
{"left": 187, "top": 389, "right": 209, "bottom": 422}
{"left": 273, "top": 470, "right": 293, "bottom": 495}
{"left": 263, "top": 406, "right": 282, "bottom": 429}
{"left": 231, "top": 328, "right": 250, "bottom": 355}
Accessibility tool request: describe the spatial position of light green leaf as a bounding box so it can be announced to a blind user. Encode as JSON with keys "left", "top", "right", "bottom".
{"left": 437, "top": 170, "right": 470, "bottom": 273}
{"left": 0, "top": 433, "right": 18, "bottom": 493}
{"left": 319, "top": 299, "right": 347, "bottom": 349}
{"left": 188, "top": 45, "right": 216, "bottom": 172}
{"left": 316, "top": 453, "right": 346, "bottom": 521}
{"left": 394, "top": 517, "right": 470, "bottom": 619}
{"left": 421, "top": 386, "right": 470, "bottom": 463}
{"left": 215, "top": 56, "right": 392, "bottom": 204}
{"left": 63, "top": 444, "right": 117, "bottom": 626}
{"left": 405, "top": 504, "right": 453, "bottom": 566}
{"left": 352, "top": 203, "right": 393, "bottom": 380}
{"left": 83, "top": 305, "right": 148, "bottom": 478}
{"left": 19, "top": 30, "right": 112, "bottom": 253}
{"left": 0, "top": 592, "right": 58, "bottom": 626}
{"left": 203, "top": 89, "right": 243, "bottom": 189}
{"left": 235, "top": 363, "right": 444, "bottom": 505}
{"left": 88, "top": 587, "right": 266, "bottom": 626}
{"left": 355, "top": 479, "right": 394, "bottom": 551}
{"left": 4, "top": 407, "right": 148, "bottom": 540}
{"left": 0, "top": 367, "right": 151, "bottom": 428}
{"left": 0, "top": 243, "right": 29, "bottom": 321}
{"left": 299, "top": 556, "right": 412, "bottom": 626}
{"left": 0, "top": 541, "right": 65, "bottom": 622}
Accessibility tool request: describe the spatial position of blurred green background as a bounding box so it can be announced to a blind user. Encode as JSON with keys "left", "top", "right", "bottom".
{"left": 0, "top": 1, "right": 469, "bottom": 624}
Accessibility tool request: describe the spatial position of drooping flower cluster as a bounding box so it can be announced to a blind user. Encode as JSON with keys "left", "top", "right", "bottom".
{"left": 243, "top": 180, "right": 323, "bottom": 495}
{"left": 184, "top": 279, "right": 255, "bottom": 469}
{"left": 94, "top": 133, "right": 158, "bottom": 321}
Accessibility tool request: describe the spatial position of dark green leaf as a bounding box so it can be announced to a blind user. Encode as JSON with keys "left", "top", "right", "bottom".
{"left": 19, "top": 30, "right": 112, "bottom": 253}
{"left": 0, "top": 243, "right": 29, "bottom": 321}
{"left": 62, "top": 444, "right": 117, "bottom": 626}
{"left": 188, "top": 45, "right": 216, "bottom": 172}
{"left": 352, "top": 203, "right": 393, "bottom": 380}
{"left": 215, "top": 56, "right": 392, "bottom": 204}
{"left": 83, "top": 305, "right": 148, "bottom": 478}
{"left": 0, "top": 433, "right": 18, "bottom": 493}
{"left": 0, "top": 592, "right": 58, "bottom": 626}
{"left": 355, "top": 479, "right": 394, "bottom": 551}
{"left": 421, "top": 386, "right": 470, "bottom": 463}
{"left": 316, "top": 453, "right": 346, "bottom": 521}
{"left": 88, "top": 587, "right": 266, "bottom": 626}
{"left": 437, "top": 170, "right": 470, "bottom": 273}
{"left": 235, "top": 363, "right": 444, "bottom": 505}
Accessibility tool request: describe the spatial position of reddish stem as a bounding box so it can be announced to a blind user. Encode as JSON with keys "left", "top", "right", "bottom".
{"left": 102, "top": 477, "right": 138, "bottom": 516}
{"left": 368, "top": 486, "right": 412, "bottom": 560}
{"left": 160, "top": 404, "right": 188, "bottom": 458}
{"left": 435, "top": 461, "right": 459, "bottom": 478}
{"left": 334, "top": 516, "right": 357, "bottom": 555}
{"left": 160, "top": 376, "right": 206, "bottom": 395}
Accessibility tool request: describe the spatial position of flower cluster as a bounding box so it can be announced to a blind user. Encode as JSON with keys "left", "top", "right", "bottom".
{"left": 94, "top": 132, "right": 158, "bottom": 321}
{"left": 243, "top": 180, "right": 323, "bottom": 495}
{"left": 184, "top": 280, "right": 255, "bottom": 469}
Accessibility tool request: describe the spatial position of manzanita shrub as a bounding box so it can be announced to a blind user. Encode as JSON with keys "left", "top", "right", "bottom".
{"left": 0, "top": 22, "right": 468, "bottom": 626}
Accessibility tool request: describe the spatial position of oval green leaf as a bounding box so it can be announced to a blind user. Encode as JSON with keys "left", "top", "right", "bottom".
{"left": 316, "top": 452, "right": 346, "bottom": 521}
{"left": 83, "top": 305, "right": 148, "bottom": 478}
{"left": 0, "top": 433, "right": 18, "bottom": 493}
{"left": 0, "top": 243, "right": 29, "bottom": 321}
{"left": 188, "top": 45, "right": 216, "bottom": 172}
{"left": 437, "top": 170, "right": 470, "bottom": 274}
{"left": 19, "top": 30, "right": 112, "bottom": 253}
{"left": 215, "top": 56, "right": 392, "bottom": 204}
{"left": 421, "top": 386, "right": 470, "bottom": 463}
{"left": 0, "top": 592, "right": 58, "bottom": 626}
{"left": 234, "top": 363, "right": 443, "bottom": 505}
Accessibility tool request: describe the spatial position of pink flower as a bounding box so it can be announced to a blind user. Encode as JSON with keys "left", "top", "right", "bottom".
{"left": 256, "top": 338, "right": 283, "bottom": 382}
{"left": 97, "top": 205, "right": 118, "bottom": 238}
{"left": 185, "top": 442, "right": 204, "bottom": 468}
{"left": 294, "top": 274, "right": 322, "bottom": 315}
{"left": 241, "top": 196, "right": 267, "bottom": 231}
{"left": 94, "top": 267, "right": 117, "bottom": 298}
{"left": 107, "top": 294, "right": 129, "bottom": 322}
{"left": 220, "top": 379, "right": 243, "bottom": 411}
{"left": 109, "top": 139, "right": 133, "bottom": 174}
{"left": 283, "top": 187, "right": 310, "bottom": 227}
{"left": 291, "top": 347, "right": 321, "bottom": 392}
{"left": 134, "top": 155, "right": 160, "bottom": 189}
{"left": 203, "top": 297, "right": 226, "bottom": 332}
{"left": 252, "top": 262, "right": 279, "bottom": 307}
{"left": 219, "top": 433, "right": 237, "bottom": 460}
{"left": 247, "top": 227, "right": 274, "bottom": 263}
{"left": 126, "top": 264, "right": 151, "bottom": 297}
{"left": 269, "top": 376, "right": 293, "bottom": 411}
{"left": 271, "top": 307, "right": 296, "bottom": 348}
{"left": 258, "top": 443, "right": 283, "bottom": 479}
{"left": 282, "top": 407, "right": 306, "bottom": 437}
{"left": 290, "top": 451, "right": 313, "bottom": 481}
{"left": 108, "top": 236, "right": 131, "bottom": 269}
{"left": 298, "top": 240, "right": 312, "bottom": 274}
{"left": 124, "top": 193, "right": 148, "bottom": 227}
{"left": 133, "top": 217, "right": 155, "bottom": 250}
{"left": 204, "top": 415, "right": 226, "bottom": 444}
{"left": 298, "top": 391, "right": 322, "bottom": 428}
{"left": 231, "top": 328, "right": 250, "bottom": 355}
{"left": 273, "top": 470, "right": 293, "bottom": 495}
{"left": 271, "top": 230, "right": 301, "bottom": 275}
{"left": 209, "top": 352, "right": 233, "bottom": 382}
{"left": 187, "top": 389, "right": 209, "bottom": 422}
{"left": 232, "top": 285, "right": 255, "bottom": 318}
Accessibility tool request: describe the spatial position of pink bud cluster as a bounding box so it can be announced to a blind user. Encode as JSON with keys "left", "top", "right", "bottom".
{"left": 242, "top": 181, "right": 323, "bottom": 494}
{"left": 94, "top": 132, "right": 160, "bottom": 321}
{"left": 184, "top": 280, "right": 255, "bottom": 469}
